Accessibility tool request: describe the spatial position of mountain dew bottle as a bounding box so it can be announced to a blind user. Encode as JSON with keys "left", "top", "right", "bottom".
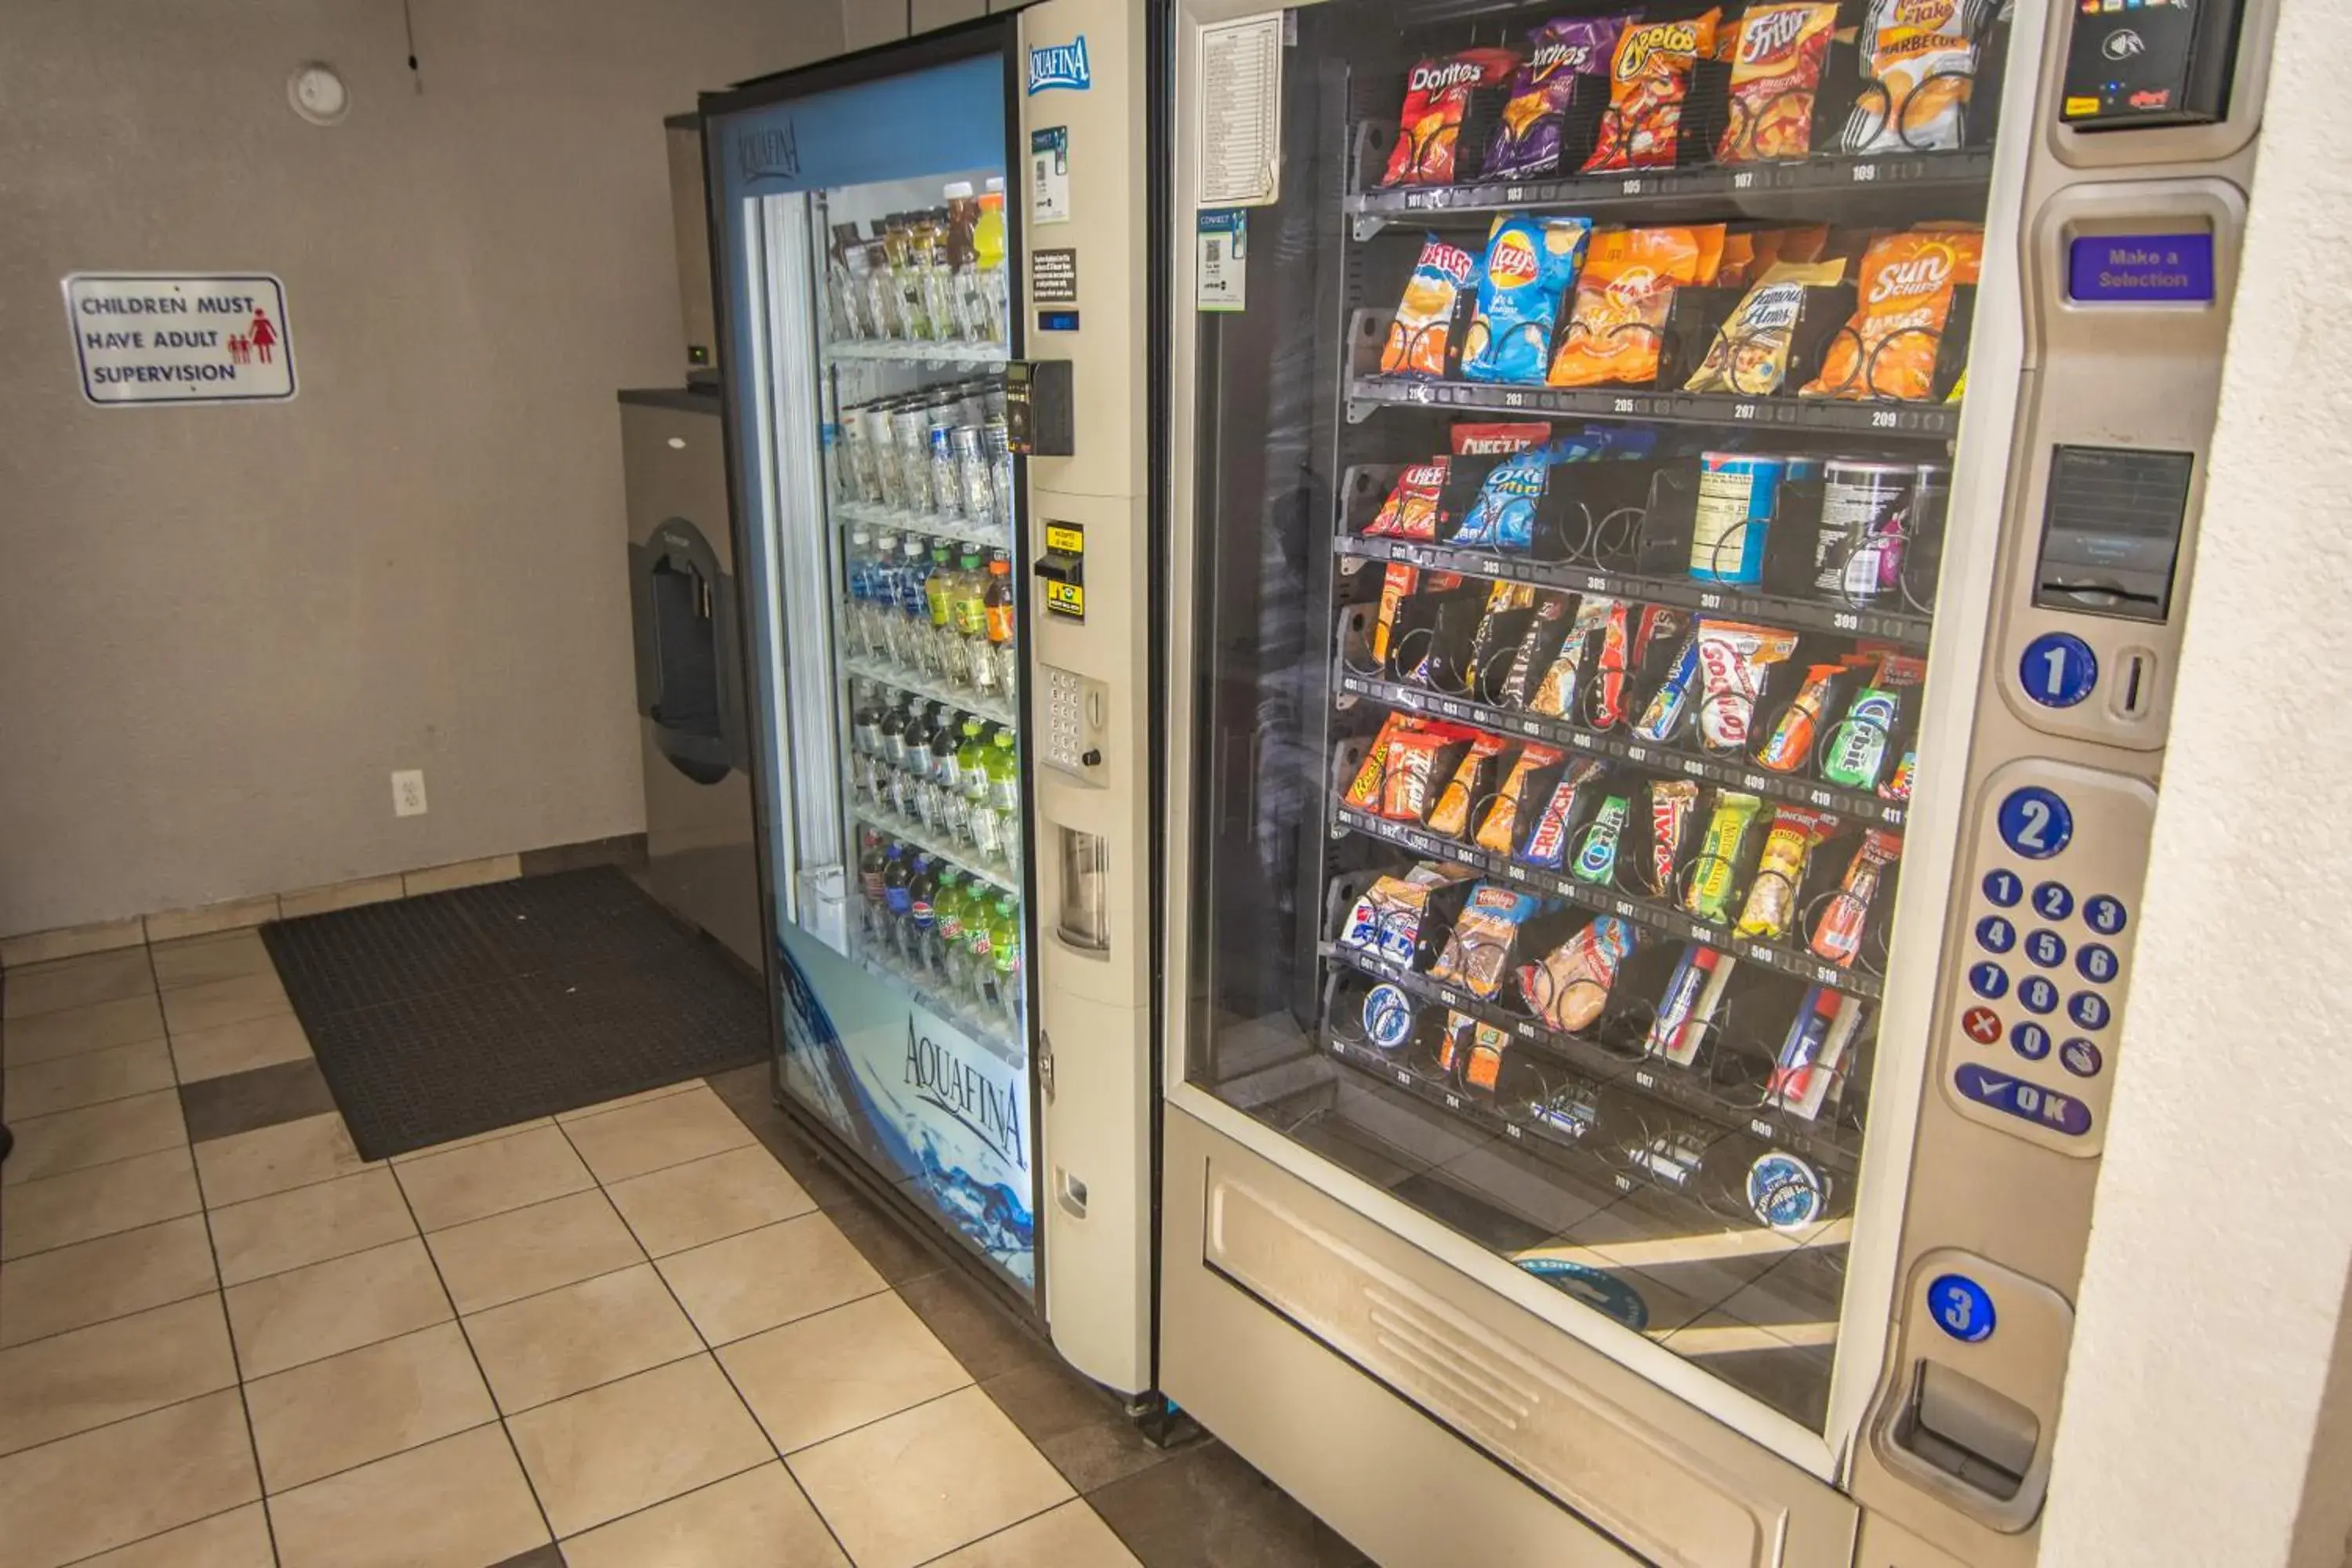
{"left": 965, "top": 891, "right": 996, "bottom": 1010}
{"left": 933, "top": 869, "right": 969, "bottom": 1000}
{"left": 989, "top": 895, "right": 1021, "bottom": 1028}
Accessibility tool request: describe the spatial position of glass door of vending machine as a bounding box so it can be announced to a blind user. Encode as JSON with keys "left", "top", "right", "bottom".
{"left": 703, "top": 26, "right": 1043, "bottom": 1305}
{"left": 1156, "top": 0, "right": 2263, "bottom": 1560}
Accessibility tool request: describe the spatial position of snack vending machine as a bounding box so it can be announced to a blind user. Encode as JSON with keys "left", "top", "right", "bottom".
{"left": 705, "top": 1, "right": 1156, "bottom": 1387}
{"left": 1157, "top": 1, "right": 2269, "bottom": 1563}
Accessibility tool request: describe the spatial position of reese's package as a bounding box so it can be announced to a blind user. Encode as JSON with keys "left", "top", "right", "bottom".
{"left": 1547, "top": 225, "right": 1726, "bottom": 389}
{"left": 1683, "top": 258, "right": 1847, "bottom": 396}
{"left": 1842, "top": 0, "right": 1998, "bottom": 156}
{"left": 1583, "top": 11, "right": 1722, "bottom": 173}
{"left": 1485, "top": 15, "right": 1635, "bottom": 179}
{"left": 1384, "top": 49, "right": 1519, "bottom": 187}
{"left": 1461, "top": 215, "right": 1592, "bottom": 385}
{"left": 1803, "top": 227, "right": 1982, "bottom": 401}
{"left": 1381, "top": 235, "right": 1478, "bottom": 378}
{"left": 1719, "top": 3, "right": 1840, "bottom": 163}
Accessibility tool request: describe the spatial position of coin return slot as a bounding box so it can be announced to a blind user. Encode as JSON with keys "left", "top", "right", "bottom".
{"left": 1890, "top": 1361, "right": 2039, "bottom": 1504}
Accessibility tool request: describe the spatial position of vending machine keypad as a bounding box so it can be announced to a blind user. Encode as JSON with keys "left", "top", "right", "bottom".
{"left": 1940, "top": 761, "right": 2154, "bottom": 1157}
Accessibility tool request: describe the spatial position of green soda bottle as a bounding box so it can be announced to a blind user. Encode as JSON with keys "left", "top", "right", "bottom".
{"left": 955, "top": 718, "right": 989, "bottom": 851}
{"left": 984, "top": 727, "right": 1021, "bottom": 840}
{"left": 950, "top": 547, "right": 990, "bottom": 691}
{"left": 932, "top": 869, "right": 968, "bottom": 999}
{"left": 965, "top": 888, "right": 996, "bottom": 1008}
{"left": 924, "top": 542, "right": 958, "bottom": 680}
{"left": 989, "top": 895, "right": 1021, "bottom": 1028}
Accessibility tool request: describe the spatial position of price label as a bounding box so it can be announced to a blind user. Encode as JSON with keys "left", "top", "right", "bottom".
{"left": 1622, "top": 179, "right": 1643, "bottom": 194}
{"left": 1505, "top": 1123, "right": 1523, "bottom": 1140}
{"left": 1395, "top": 1069, "right": 1412, "bottom": 1088}
{"left": 1733, "top": 172, "right": 1755, "bottom": 190}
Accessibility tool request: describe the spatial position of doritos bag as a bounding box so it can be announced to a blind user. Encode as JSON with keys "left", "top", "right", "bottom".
{"left": 1843, "top": 0, "right": 1998, "bottom": 156}
{"left": 1383, "top": 49, "right": 1519, "bottom": 187}
{"left": 1683, "top": 258, "right": 1846, "bottom": 396}
{"left": 1486, "top": 16, "right": 1635, "bottom": 179}
{"left": 1547, "top": 225, "right": 1726, "bottom": 389}
{"left": 1719, "top": 3, "right": 1841, "bottom": 163}
{"left": 1583, "top": 11, "right": 1722, "bottom": 173}
{"left": 1803, "top": 227, "right": 1982, "bottom": 401}
{"left": 1461, "top": 215, "right": 1592, "bottom": 384}
{"left": 1380, "top": 235, "right": 1477, "bottom": 379}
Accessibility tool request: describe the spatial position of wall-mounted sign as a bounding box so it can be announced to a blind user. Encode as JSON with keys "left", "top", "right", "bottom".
{"left": 64, "top": 273, "right": 295, "bottom": 406}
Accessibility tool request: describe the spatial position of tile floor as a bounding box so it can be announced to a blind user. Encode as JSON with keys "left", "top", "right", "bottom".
{"left": 0, "top": 931, "right": 1370, "bottom": 1568}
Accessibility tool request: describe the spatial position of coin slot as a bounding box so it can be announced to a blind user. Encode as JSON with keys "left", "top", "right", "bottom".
{"left": 2112, "top": 648, "right": 2156, "bottom": 720}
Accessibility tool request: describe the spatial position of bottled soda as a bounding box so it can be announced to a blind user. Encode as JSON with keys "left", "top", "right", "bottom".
{"left": 985, "top": 726, "right": 1021, "bottom": 822}
{"left": 878, "top": 695, "right": 910, "bottom": 770}
{"left": 934, "top": 869, "right": 969, "bottom": 998}
{"left": 908, "top": 855, "right": 940, "bottom": 978}
{"left": 989, "top": 896, "right": 1021, "bottom": 1027}
{"left": 920, "top": 543, "right": 954, "bottom": 677}
{"left": 931, "top": 710, "right": 967, "bottom": 843}
{"left": 966, "top": 894, "right": 996, "bottom": 1009}
{"left": 880, "top": 843, "right": 913, "bottom": 961}
{"left": 966, "top": 724, "right": 1002, "bottom": 860}
{"left": 951, "top": 547, "right": 990, "bottom": 690}
{"left": 858, "top": 829, "right": 887, "bottom": 945}
{"left": 983, "top": 552, "right": 1014, "bottom": 694}
{"left": 895, "top": 536, "right": 931, "bottom": 669}
{"left": 902, "top": 704, "right": 937, "bottom": 829}
{"left": 956, "top": 719, "right": 990, "bottom": 850}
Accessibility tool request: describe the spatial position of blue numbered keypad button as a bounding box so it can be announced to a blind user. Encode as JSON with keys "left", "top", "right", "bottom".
{"left": 2069, "top": 991, "right": 2112, "bottom": 1030}
{"left": 2060, "top": 1039, "right": 2104, "bottom": 1078}
{"left": 2018, "top": 975, "right": 2059, "bottom": 1015}
{"left": 2032, "top": 882, "right": 2074, "bottom": 921}
{"left": 1969, "top": 963, "right": 2009, "bottom": 1000}
{"left": 1998, "top": 788, "right": 2074, "bottom": 861}
{"left": 2012, "top": 1021, "right": 2052, "bottom": 1061}
{"left": 2020, "top": 633, "right": 2099, "bottom": 709}
{"left": 2085, "top": 895, "right": 2128, "bottom": 935}
{"left": 1983, "top": 869, "right": 2023, "bottom": 908}
{"left": 2024, "top": 929, "right": 2067, "bottom": 968}
{"left": 1976, "top": 916, "right": 2016, "bottom": 954}
{"left": 2077, "top": 943, "right": 2119, "bottom": 984}
{"left": 1928, "top": 1273, "right": 1997, "bottom": 1344}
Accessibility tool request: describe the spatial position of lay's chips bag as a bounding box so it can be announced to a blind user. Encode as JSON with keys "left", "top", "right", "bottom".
{"left": 1461, "top": 215, "right": 1592, "bottom": 385}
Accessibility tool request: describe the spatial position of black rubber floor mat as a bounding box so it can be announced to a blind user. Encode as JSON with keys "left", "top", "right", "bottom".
{"left": 261, "top": 866, "right": 768, "bottom": 1160}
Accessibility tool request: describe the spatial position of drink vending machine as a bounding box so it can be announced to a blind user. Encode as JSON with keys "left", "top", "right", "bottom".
{"left": 702, "top": 0, "right": 1156, "bottom": 1389}
{"left": 1156, "top": 1, "right": 2270, "bottom": 1563}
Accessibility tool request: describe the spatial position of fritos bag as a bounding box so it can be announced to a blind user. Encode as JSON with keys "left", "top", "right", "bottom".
{"left": 1583, "top": 11, "right": 1722, "bottom": 173}
{"left": 1462, "top": 215, "right": 1592, "bottom": 384}
{"left": 1381, "top": 235, "right": 1477, "bottom": 378}
{"left": 1842, "top": 0, "right": 1998, "bottom": 156}
{"left": 1383, "top": 49, "right": 1519, "bottom": 186}
{"left": 1683, "top": 258, "right": 1846, "bottom": 396}
{"left": 1802, "top": 227, "right": 1981, "bottom": 401}
{"left": 1719, "top": 3, "right": 1840, "bottom": 163}
{"left": 1486, "top": 15, "right": 1635, "bottom": 179}
{"left": 1547, "top": 225, "right": 1726, "bottom": 388}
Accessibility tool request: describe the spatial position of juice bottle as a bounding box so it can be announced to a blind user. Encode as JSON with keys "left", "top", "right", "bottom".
{"left": 924, "top": 542, "right": 957, "bottom": 680}
{"left": 983, "top": 553, "right": 1014, "bottom": 693}
{"left": 951, "top": 547, "right": 990, "bottom": 689}
{"left": 973, "top": 180, "right": 1007, "bottom": 342}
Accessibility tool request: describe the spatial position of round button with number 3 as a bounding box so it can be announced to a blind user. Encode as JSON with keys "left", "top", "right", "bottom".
{"left": 1929, "top": 1273, "right": 1996, "bottom": 1344}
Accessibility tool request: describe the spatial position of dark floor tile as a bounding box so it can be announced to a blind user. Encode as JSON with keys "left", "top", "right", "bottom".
{"left": 485, "top": 1545, "right": 564, "bottom": 1568}
{"left": 828, "top": 1191, "right": 949, "bottom": 1287}
{"left": 896, "top": 1265, "right": 1054, "bottom": 1382}
{"left": 982, "top": 1359, "right": 1178, "bottom": 1494}
{"left": 1091, "top": 1440, "right": 1371, "bottom": 1568}
{"left": 517, "top": 833, "right": 648, "bottom": 879}
{"left": 179, "top": 1057, "right": 338, "bottom": 1144}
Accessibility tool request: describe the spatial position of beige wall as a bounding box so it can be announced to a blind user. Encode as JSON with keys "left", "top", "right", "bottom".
{"left": 0, "top": 0, "right": 841, "bottom": 936}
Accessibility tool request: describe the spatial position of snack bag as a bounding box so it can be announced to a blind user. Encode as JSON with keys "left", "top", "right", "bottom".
{"left": 1430, "top": 883, "right": 1544, "bottom": 999}
{"left": 1583, "top": 11, "right": 1722, "bottom": 173}
{"left": 1486, "top": 15, "right": 1636, "bottom": 179}
{"left": 1529, "top": 595, "right": 1624, "bottom": 720}
{"left": 1683, "top": 259, "right": 1847, "bottom": 395}
{"left": 1842, "top": 0, "right": 1997, "bottom": 156}
{"left": 1737, "top": 806, "right": 1838, "bottom": 939}
{"left": 1446, "top": 447, "right": 1551, "bottom": 551}
{"left": 1370, "top": 562, "right": 1418, "bottom": 667}
{"left": 1475, "top": 742, "right": 1564, "bottom": 854}
{"left": 1381, "top": 726, "right": 1466, "bottom": 822}
{"left": 1452, "top": 422, "right": 1553, "bottom": 456}
{"left": 1462, "top": 216, "right": 1593, "bottom": 384}
{"left": 1803, "top": 227, "right": 1983, "bottom": 401}
{"left": 1518, "top": 917, "right": 1636, "bottom": 1034}
{"left": 1340, "top": 862, "right": 1475, "bottom": 966}
{"left": 1719, "top": 3, "right": 1840, "bottom": 163}
{"left": 1344, "top": 712, "right": 1414, "bottom": 810}
{"left": 1384, "top": 49, "right": 1520, "bottom": 186}
{"left": 1462, "top": 582, "right": 1538, "bottom": 699}
{"left": 1381, "top": 236, "right": 1477, "bottom": 378}
{"left": 1365, "top": 463, "right": 1449, "bottom": 540}
{"left": 1694, "top": 619, "right": 1800, "bottom": 750}
{"left": 1547, "top": 225, "right": 1726, "bottom": 389}
{"left": 1497, "top": 592, "right": 1570, "bottom": 708}
{"left": 1519, "top": 757, "right": 1606, "bottom": 869}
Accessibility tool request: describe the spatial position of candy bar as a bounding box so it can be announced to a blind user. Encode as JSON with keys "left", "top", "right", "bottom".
{"left": 1755, "top": 663, "right": 1848, "bottom": 773}
{"left": 1345, "top": 713, "right": 1411, "bottom": 810}
{"left": 1497, "top": 592, "right": 1570, "bottom": 709}
{"left": 1370, "top": 563, "right": 1418, "bottom": 668}
{"left": 1573, "top": 795, "right": 1629, "bottom": 885}
{"left": 1632, "top": 633, "right": 1700, "bottom": 742}
{"left": 1647, "top": 779, "right": 1699, "bottom": 898}
{"left": 1810, "top": 829, "right": 1900, "bottom": 967}
{"left": 1476, "top": 742, "right": 1564, "bottom": 855}
{"left": 1736, "top": 806, "right": 1838, "bottom": 940}
{"left": 1517, "top": 916, "right": 1636, "bottom": 1034}
{"left": 1695, "top": 621, "right": 1799, "bottom": 750}
{"left": 1520, "top": 757, "right": 1605, "bottom": 869}
{"left": 1530, "top": 595, "right": 1623, "bottom": 718}
{"left": 1464, "top": 582, "right": 1538, "bottom": 700}
{"left": 1686, "top": 791, "right": 1762, "bottom": 921}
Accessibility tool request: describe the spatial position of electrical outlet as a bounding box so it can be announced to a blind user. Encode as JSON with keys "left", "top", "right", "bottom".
{"left": 392, "top": 770, "right": 428, "bottom": 818}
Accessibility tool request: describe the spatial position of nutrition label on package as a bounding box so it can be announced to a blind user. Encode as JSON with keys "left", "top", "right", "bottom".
{"left": 1198, "top": 13, "right": 1283, "bottom": 209}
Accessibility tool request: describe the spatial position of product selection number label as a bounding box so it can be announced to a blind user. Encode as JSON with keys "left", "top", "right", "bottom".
{"left": 1929, "top": 1273, "right": 1997, "bottom": 1344}
{"left": 2020, "top": 633, "right": 2098, "bottom": 709}
{"left": 1999, "top": 788, "right": 2074, "bottom": 860}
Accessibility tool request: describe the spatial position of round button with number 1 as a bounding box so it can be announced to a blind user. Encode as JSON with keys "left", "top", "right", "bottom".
{"left": 2020, "top": 633, "right": 2098, "bottom": 709}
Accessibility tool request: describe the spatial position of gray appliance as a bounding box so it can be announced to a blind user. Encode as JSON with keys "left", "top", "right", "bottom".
{"left": 622, "top": 387, "right": 760, "bottom": 970}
